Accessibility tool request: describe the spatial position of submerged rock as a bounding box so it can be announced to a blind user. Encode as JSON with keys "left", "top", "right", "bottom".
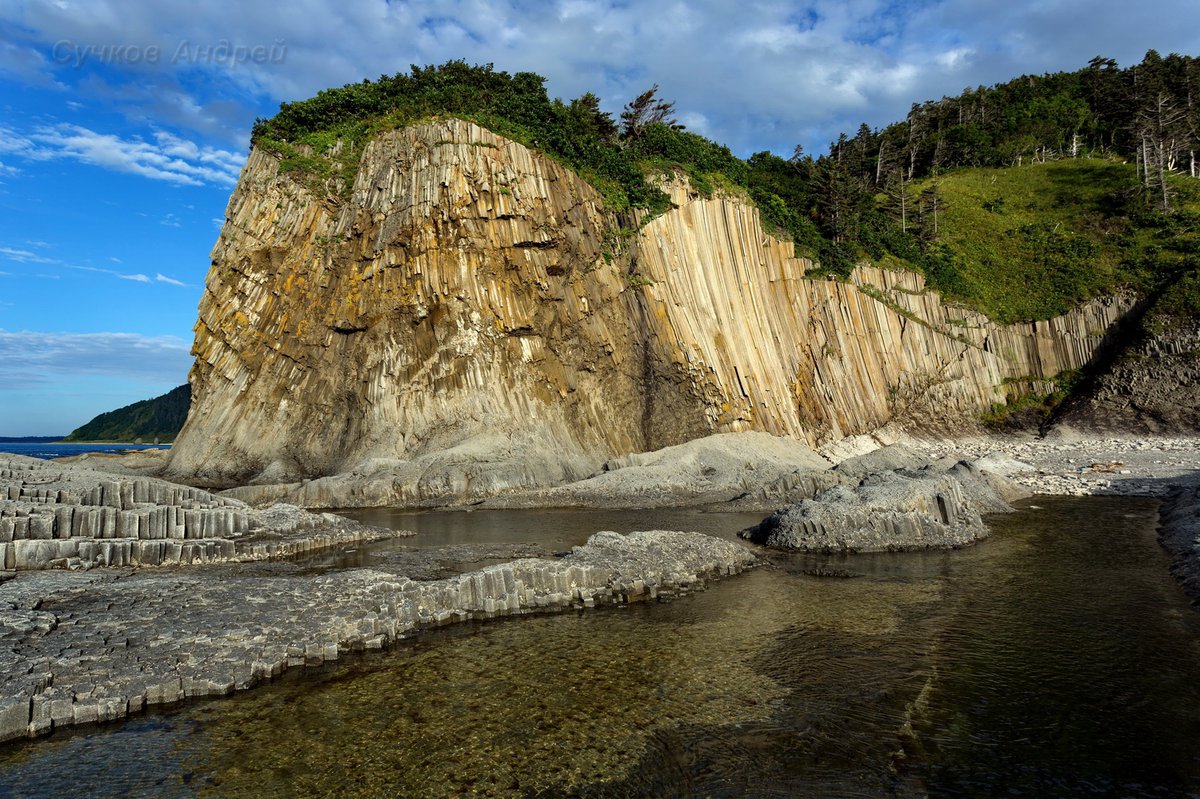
{"left": 0, "top": 529, "right": 755, "bottom": 744}
{"left": 741, "top": 459, "right": 1027, "bottom": 553}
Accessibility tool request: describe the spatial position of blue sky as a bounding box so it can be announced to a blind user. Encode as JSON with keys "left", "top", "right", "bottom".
{"left": 1, "top": 0, "right": 1198, "bottom": 435}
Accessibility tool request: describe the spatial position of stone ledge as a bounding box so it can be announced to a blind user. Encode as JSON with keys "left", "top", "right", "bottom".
{"left": 0, "top": 530, "right": 756, "bottom": 744}
{"left": 1, "top": 455, "right": 398, "bottom": 570}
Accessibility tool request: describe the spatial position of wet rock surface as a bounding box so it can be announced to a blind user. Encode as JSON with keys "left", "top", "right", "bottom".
{"left": 1156, "top": 485, "right": 1200, "bottom": 603}
{"left": 0, "top": 455, "right": 403, "bottom": 570}
{"left": 0, "top": 529, "right": 755, "bottom": 744}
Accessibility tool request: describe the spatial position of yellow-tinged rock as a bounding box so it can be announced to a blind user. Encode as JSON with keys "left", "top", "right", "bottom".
{"left": 166, "top": 119, "right": 1135, "bottom": 491}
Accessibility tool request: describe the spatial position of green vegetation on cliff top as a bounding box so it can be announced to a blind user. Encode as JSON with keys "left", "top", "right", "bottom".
{"left": 65, "top": 384, "right": 190, "bottom": 443}
{"left": 252, "top": 55, "right": 1200, "bottom": 325}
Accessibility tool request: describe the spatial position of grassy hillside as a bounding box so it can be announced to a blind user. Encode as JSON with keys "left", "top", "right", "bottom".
{"left": 906, "top": 160, "right": 1200, "bottom": 322}
{"left": 65, "top": 384, "right": 190, "bottom": 443}
{"left": 252, "top": 58, "right": 1200, "bottom": 326}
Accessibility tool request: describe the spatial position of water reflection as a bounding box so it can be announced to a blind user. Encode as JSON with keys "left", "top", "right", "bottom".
{"left": 0, "top": 498, "right": 1197, "bottom": 798}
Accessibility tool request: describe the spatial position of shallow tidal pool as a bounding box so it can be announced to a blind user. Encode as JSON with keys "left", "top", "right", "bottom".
{"left": 1, "top": 497, "right": 1198, "bottom": 798}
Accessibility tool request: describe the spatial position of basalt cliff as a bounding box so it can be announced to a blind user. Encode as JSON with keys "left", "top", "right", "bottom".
{"left": 165, "top": 119, "right": 1134, "bottom": 504}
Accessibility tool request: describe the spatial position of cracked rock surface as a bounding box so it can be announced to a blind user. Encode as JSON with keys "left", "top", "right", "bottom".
{"left": 0, "top": 529, "right": 755, "bottom": 744}
{"left": 740, "top": 450, "right": 1027, "bottom": 553}
{"left": 0, "top": 454, "right": 404, "bottom": 570}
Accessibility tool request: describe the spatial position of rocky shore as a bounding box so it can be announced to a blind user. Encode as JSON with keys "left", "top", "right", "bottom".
{"left": 912, "top": 434, "right": 1200, "bottom": 604}
{"left": 0, "top": 454, "right": 405, "bottom": 570}
{"left": 4, "top": 428, "right": 1200, "bottom": 749}
{"left": 1156, "top": 485, "right": 1200, "bottom": 603}
{"left": 0, "top": 529, "right": 755, "bottom": 744}
{"left": 912, "top": 434, "right": 1200, "bottom": 497}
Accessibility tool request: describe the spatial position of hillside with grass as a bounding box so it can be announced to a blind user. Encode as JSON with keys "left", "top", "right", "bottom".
{"left": 65, "top": 384, "right": 190, "bottom": 443}
{"left": 252, "top": 54, "right": 1200, "bottom": 332}
{"left": 907, "top": 159, "right": 1200, "bottom": 322}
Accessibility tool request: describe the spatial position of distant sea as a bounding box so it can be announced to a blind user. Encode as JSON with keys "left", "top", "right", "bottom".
{"left": 0, "top": 442, "right": 171, "bottom": 460}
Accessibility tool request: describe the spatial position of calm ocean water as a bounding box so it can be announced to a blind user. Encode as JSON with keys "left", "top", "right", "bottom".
{"left": 2, "top": 497, "right": 1198, "bottom": 798}
{"left": 0, "top": 442, "right": 171, "bottom": 460}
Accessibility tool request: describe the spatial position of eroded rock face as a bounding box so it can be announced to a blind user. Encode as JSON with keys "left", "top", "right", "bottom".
{"left": 740, "top": 458, "right": 1027, "bottom": 553}
{"left": 167, "top": 118, "right": 1134, "bottom": 502}
{"left": 1053, "top": 322, "right": 1200, "bottom": 435}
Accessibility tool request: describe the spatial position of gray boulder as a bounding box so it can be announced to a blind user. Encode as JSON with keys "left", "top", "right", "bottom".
{"left": 741, "top": 461, "right": 1025, "bottom": 553}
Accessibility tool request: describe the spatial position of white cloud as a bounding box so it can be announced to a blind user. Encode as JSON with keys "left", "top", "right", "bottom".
{"left": 33, "top": 124, "right": 243, "bottom": 185}
{"left": 0, "top": 246, "right": 58, "bottom": 264}
{"left": 0, "top": 127, "right": 45, "bottom": 160}
{"left": 67, "top": 264, "right": 161, "bottom": 284}
{"left": 4, "top": 0, "right": 1200, "bottom": 157}
{"left": 0, "top": 122, "right": 243, "bottom": 186}
{"left": 0, "top": 37, "right": 66, "bottom": 89}
{"left": 936, "top": 47, "right": 975, "bottom": 69}
{"left": 155, "top": 273, "right": 188, "bottom": 286}
{"left": 0, "top": 330, "right": 192, "bottom": 388}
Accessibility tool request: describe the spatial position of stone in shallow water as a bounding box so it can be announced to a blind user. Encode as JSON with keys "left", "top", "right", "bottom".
{"left": 0, "top": 529, "right": 756, "bottom": 743}
{"left": 741, "top": 460, "right": 1025, "bottom": 553}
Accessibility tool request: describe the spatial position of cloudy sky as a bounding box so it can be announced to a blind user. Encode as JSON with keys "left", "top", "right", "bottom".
{"left": 1, "top": 0, "right": 1198, "bottom": 435}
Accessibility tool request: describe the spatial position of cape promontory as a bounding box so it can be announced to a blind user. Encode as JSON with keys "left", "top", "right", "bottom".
{"left": 164, "top": 115, "right": 1130, "bottom": 501}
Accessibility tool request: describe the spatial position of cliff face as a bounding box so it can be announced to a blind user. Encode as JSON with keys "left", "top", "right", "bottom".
{"left": 632, "top": 181, "right": 1132, "bottom": 442}
{"left": 1052, "top": 320, "right": 1200, "bottom": 435}
{"left": 167, "top": 119, "right": 1134, "bottom": 494}
{"left": 170, "top": 119, "right": 646, "bottom": 486}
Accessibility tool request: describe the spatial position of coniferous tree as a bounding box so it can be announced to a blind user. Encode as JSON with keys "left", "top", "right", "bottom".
{"left": 569, "top": 92, "right": 617, "bottom": 142}
{"left": 620, "top": 85, "right": 681, "bottom": 139}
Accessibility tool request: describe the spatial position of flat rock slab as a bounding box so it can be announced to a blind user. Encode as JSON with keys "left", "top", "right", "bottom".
{"left": 0, "top": 530, "right": 756, "bottom": 744}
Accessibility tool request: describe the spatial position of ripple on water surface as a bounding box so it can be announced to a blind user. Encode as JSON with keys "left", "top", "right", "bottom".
{"left": 0, "top": 498, "right": 1198, "bottom": 798}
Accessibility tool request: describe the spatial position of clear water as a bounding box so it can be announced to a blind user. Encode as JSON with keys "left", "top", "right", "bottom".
{"left": 0, "top": 497, "right": 1198, "bottom": 798}
{"left": 338, "top": 506, "right": 769, "bottom": 550}
{"left": 0, "top": 442, "right": 170, "bottom": 460}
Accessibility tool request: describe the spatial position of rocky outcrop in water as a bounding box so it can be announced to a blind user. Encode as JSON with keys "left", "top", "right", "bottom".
{"left": 740, "top": 453, "right": 1026, "bottom": 552}
{"left": 0, "top": 529, "right": 755, "bottom": 743}
{"left": 1157, "top": 482, "right": 1200, "bottom": 603}
{"left": 0, "top": 455, "right": 399, "bottom": 570}
{"left": 165, "top": 118, "right": 1132, "bottom": 504}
